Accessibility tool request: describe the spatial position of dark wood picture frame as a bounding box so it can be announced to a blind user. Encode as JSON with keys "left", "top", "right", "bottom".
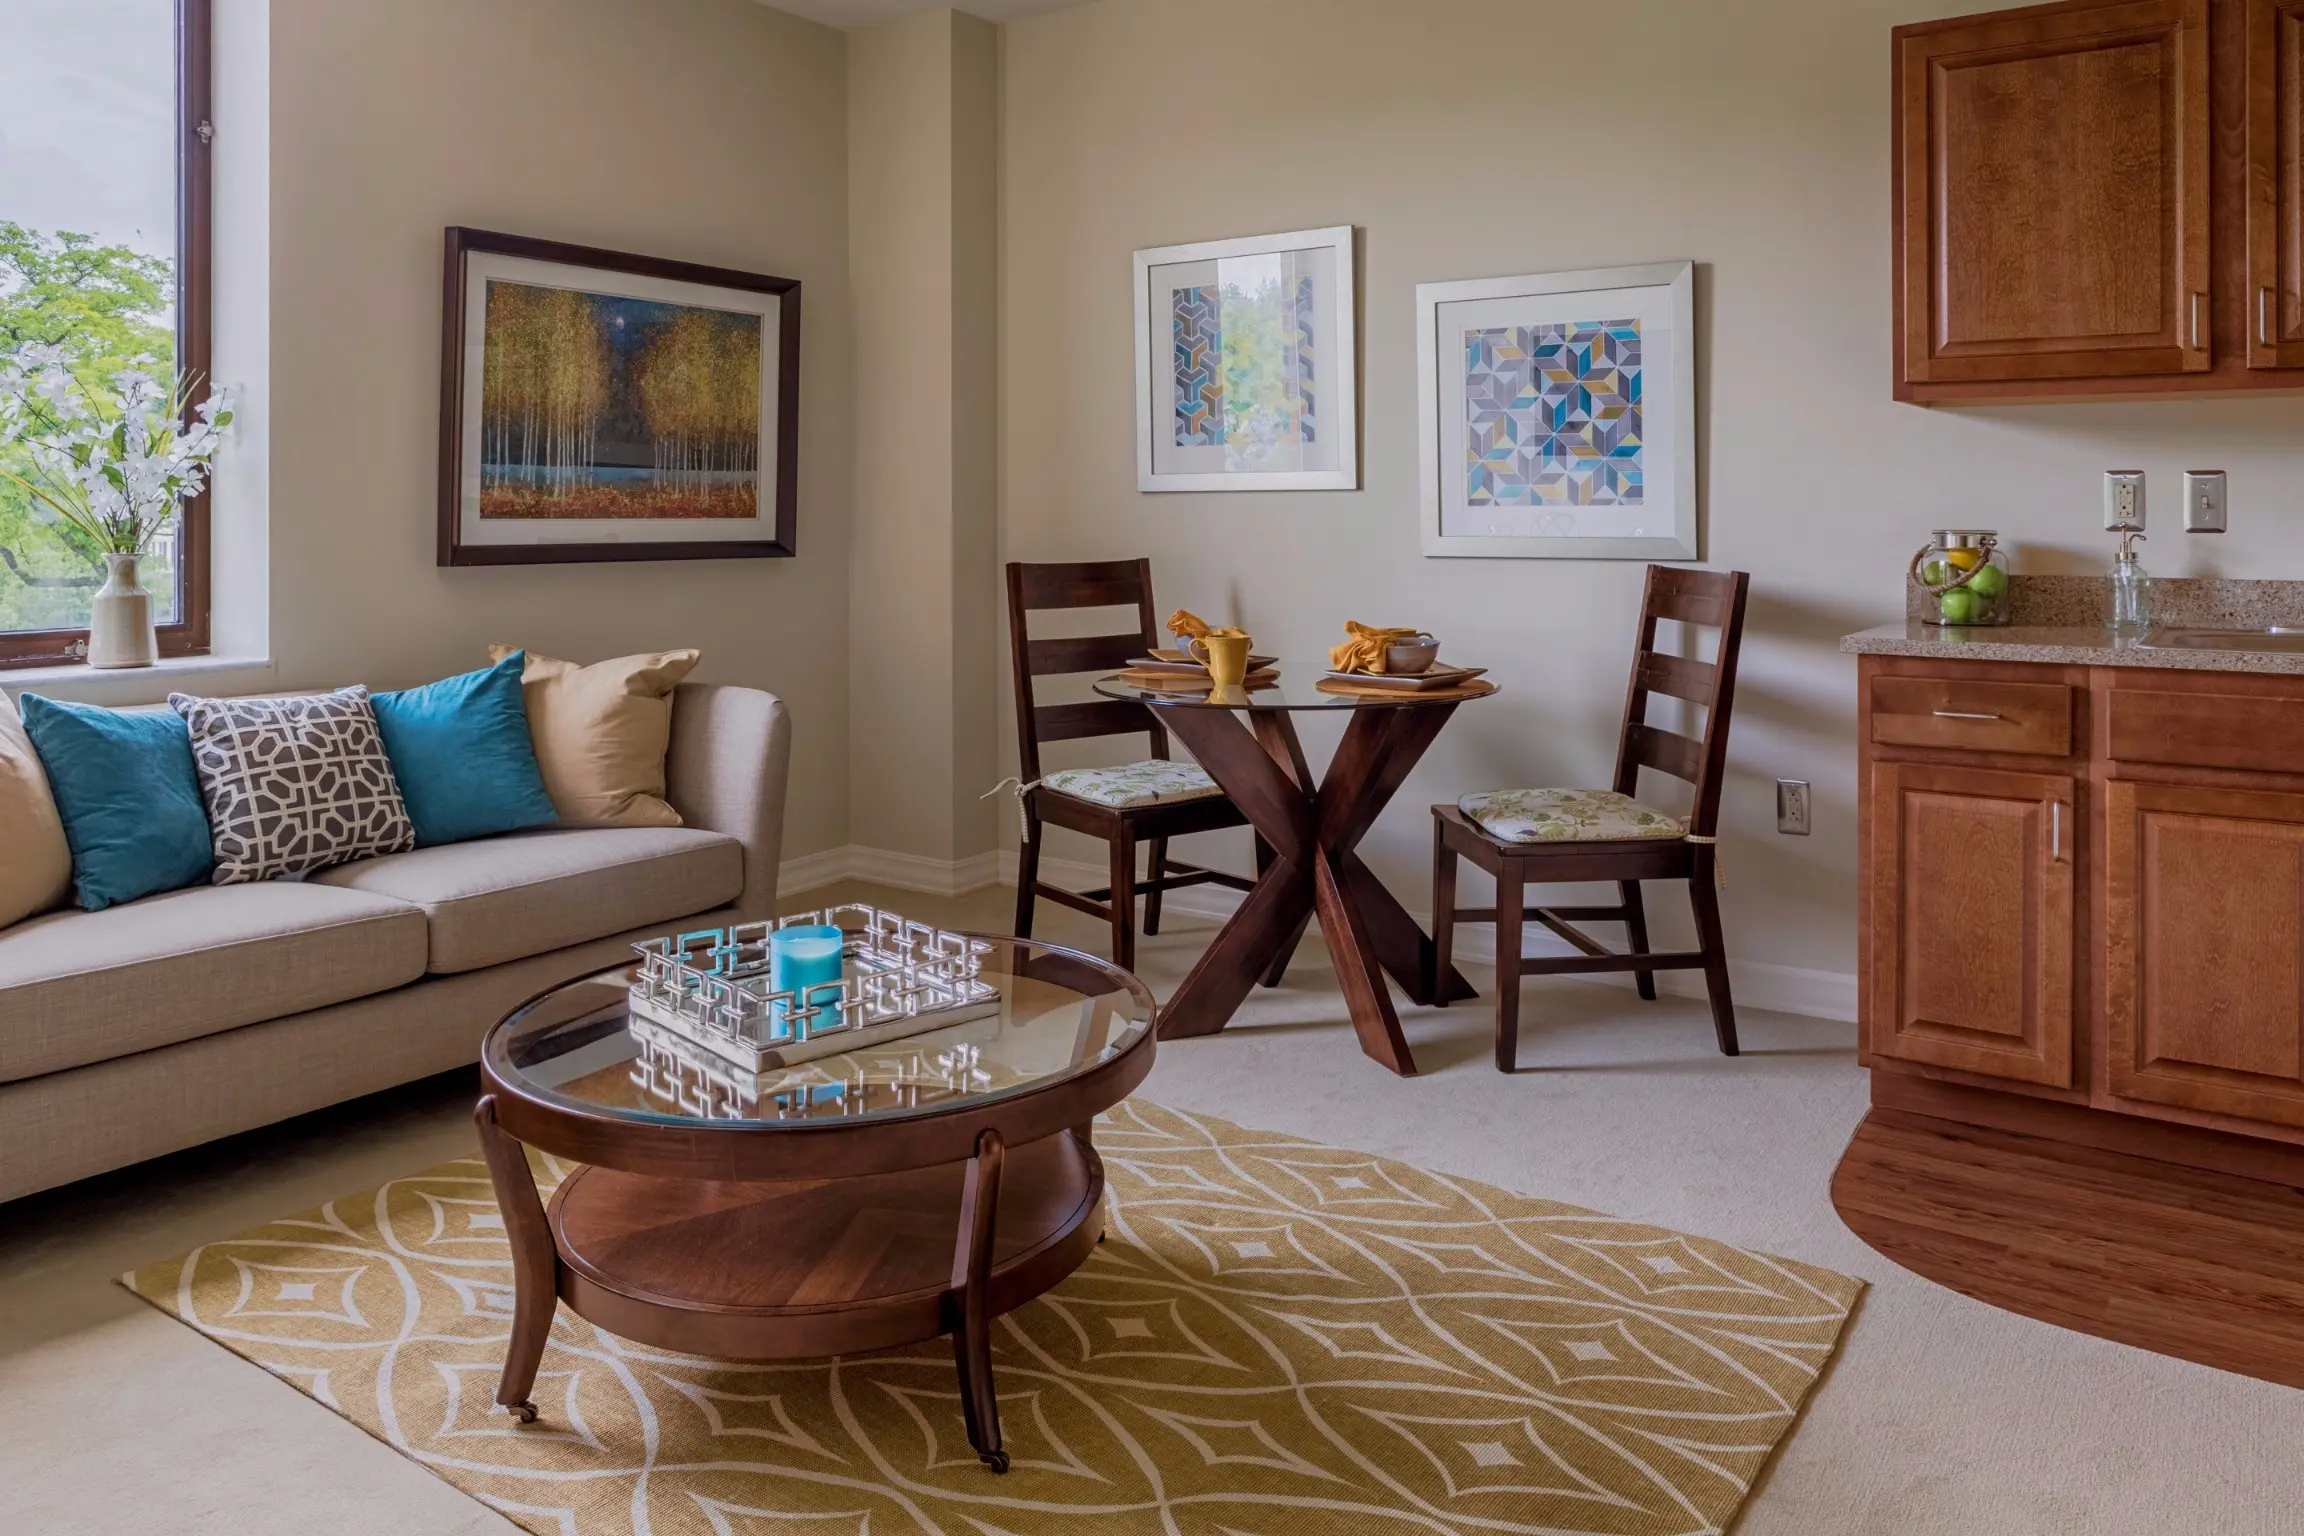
{"left": 436, "top": 227, "right": 802, "bottom": 567}
{"left": 0, "top": 0, "right": 211, "bottom": 669}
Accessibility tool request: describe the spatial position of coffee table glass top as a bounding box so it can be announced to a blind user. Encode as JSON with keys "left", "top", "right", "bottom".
{"left": 486, "top": 936, "right": 1153, "bottom": 1130}
{"left": 1093, "top": 663, "right": 1493, "bottom": 710}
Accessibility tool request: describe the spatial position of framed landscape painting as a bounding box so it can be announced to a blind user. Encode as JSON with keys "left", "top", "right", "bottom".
{"left": 1417, "top": 260, "right": 1696, "bottom": 560}
{"left": 1132, "top": 225, "right": 1358, "bottom": 493}
{"left": 437, "top": 227, "right": 801, "bottom": 565}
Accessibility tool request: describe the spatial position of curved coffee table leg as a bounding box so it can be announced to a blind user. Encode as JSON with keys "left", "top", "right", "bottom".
{"left": 474, "top": 1094, "right": 556, "bottom": 1424}
{"left": 949, "top": 1127, "right": 1009, "bottom": 1472}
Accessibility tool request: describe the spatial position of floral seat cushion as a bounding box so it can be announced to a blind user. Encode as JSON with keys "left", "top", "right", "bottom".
{"left": 1459, "top": 788, "right": 1686, "bottom": 844}
{"left": 1042, "top": 760, "right": 1223, "bottom": 809}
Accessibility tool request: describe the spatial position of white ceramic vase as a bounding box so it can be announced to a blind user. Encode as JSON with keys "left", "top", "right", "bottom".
{"left": 86, "top": 552, "right": 158, "bottom": 669}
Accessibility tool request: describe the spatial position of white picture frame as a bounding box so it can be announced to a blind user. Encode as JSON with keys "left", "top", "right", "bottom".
{"left": 1133, "top": 226, "right": 1358, "bottom": 493}
{"left": 1417, "top": 260, "right": 1696, "bottom": 560}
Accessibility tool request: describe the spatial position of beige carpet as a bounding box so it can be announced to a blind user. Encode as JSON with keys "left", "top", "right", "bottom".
{"left": 122, "top": 1100, "right": 1859, "bottom": 1536}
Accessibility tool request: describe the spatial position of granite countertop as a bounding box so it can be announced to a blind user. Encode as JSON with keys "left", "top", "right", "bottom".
{"left": 1843, "top": 575, "right": 2304, "bottom": 675}
{"left": 1839, "top": 621, "right": 2304, "bottom": 674}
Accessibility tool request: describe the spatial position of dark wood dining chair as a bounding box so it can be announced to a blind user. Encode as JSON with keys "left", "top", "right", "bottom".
{"left": 1431, "top": 565, "right": 1751, "bottom": 1071}
{"left": 1006, "top": 559, "right": 1257, "bottom": 971}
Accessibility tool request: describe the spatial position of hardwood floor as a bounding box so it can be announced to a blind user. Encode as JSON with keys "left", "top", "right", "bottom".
{"left": 1832, "top": 1107, "right": 2304, "bottom": 1390}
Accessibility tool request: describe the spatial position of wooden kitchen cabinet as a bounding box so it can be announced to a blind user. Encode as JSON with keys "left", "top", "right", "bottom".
{"left": 2105, "top": 779, "right": 2304, "bottom": 1126}
{"left": 2247, "top": 0, "right": 2304, "bottom": 365}
{"left": 1895, "top": 0, "right": 2211, "bottom": 389}
{"left": 1868, "top": 763, "right": 2078, "bottom": 1086}
{"left": 1893, "top": 0, "right": 2304, "bottom": 400}
{"left": 1860, "top": 653, "right": 2304, "bottom": 1166}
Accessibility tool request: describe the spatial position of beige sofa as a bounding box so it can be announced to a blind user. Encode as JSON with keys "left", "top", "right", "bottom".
{"left": 0, "top": 682, "right": 790, "bottom": 1205}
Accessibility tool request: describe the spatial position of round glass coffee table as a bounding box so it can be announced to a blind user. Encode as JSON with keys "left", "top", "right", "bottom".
{"left": 473, "top": 933, "right": 1154, "bottom": 1474}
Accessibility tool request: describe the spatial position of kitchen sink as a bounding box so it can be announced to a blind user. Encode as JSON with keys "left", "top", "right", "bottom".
{"left": 2139, "top": 627, "right": 2304, "bottom": 652}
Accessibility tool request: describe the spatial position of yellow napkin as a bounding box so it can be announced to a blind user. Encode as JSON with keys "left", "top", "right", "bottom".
{"left": 1166, "top": 609, "right": 1213, "bottom": 642}
{"left": 1329, "top": 621, "right": 1425, "bottom": 675}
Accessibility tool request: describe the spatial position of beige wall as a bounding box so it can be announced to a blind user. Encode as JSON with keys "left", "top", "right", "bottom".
{"left": 848, "top": 9, "right": 999, "bottom": 866}
{"left": 252, "top": 0, "right": 853, "bottom": 857}
{"left": 997, "top": 0, "right": 2304, "bottom": 1000}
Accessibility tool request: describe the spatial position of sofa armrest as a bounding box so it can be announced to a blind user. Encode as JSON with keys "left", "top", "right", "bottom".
{"left": 665, "top": 683, "right": 791, "bottom": 920}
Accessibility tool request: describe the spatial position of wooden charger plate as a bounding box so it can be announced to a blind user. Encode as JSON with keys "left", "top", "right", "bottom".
{"left": 1118, "top": 667, "right": 1282, "bottom": 692}
{"left": 1316, "top": 675, "right": 1498, "bottom": 702}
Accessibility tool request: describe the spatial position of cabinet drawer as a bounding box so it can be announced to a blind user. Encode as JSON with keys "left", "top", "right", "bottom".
{"left": 2107, "top": 689, "right": 2304, "bottom": 773}
{"left": 1869, "top": 676, "right": 2074, "bottom": 757}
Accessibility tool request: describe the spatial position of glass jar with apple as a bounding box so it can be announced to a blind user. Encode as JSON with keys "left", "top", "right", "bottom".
{"left": 1909, "top": 529, "right": 2010, "bottom": 627}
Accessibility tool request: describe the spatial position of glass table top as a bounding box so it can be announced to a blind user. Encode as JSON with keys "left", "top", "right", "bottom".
{"left": 1092, "top": 661, "right": 1495, "bottom": 710}
{"left": 485, "top": 929, "right": 1153, "bottom": 1131}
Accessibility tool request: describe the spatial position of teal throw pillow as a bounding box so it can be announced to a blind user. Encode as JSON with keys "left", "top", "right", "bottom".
{"left": 18, "top": 694, "right": 214, "bottom": 911}
{"left": 372, "top": 651, "right": 557, "bottom": 847}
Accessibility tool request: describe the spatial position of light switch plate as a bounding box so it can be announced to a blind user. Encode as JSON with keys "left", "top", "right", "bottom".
{"left": 2105, "top": 470, "right": 2146, "bottom": 531}
{"left": 2183, "top": 470, "right": 2227, "bottom": 532}
{"left": 1776, "top": 779, "right": 1811, "bottom": 836}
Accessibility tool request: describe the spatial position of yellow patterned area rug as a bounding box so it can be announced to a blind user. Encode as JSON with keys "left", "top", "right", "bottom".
{"left": 122, "top": 1102, "right": 1861, "bottom": 1536}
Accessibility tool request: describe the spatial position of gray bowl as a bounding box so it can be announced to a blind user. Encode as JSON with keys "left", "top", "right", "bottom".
{"left": 1384, "top": 636, "right": 1440, "bottom": 674}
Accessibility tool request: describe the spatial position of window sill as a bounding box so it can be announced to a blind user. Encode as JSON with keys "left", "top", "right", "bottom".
{"left": 0, "top": 652, "right": 277, "bottom": 705}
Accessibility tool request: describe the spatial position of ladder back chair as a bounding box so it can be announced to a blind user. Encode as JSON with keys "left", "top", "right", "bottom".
{"left": 1431, "top": 565, "right": 1752, "bottom": 1071}
{"left": 1006, "top": 559, "right": 1257, "bottom": 971}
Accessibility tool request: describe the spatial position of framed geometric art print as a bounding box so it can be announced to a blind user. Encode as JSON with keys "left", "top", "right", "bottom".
{"left": 1417, "top": 261, "right": 1695, "bottom": 560}
{"left": 1133, "top": 226, "right": 1358, "bottom": 493}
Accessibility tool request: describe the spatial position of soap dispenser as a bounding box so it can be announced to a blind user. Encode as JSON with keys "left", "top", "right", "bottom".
{"left": 2107, "top": 530, "right": 2152, "bottom": 637}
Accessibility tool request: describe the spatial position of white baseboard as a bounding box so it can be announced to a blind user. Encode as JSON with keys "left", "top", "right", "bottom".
{"left": 779, "top": 844, "right": 1002, "bottom": 899}
{"left": 794, "top": 847, "right": 1857, "bottom": 1024}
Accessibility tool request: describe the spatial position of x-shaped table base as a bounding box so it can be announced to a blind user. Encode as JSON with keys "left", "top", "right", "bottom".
{"left": 1151, "top": 702, "right": 1479, "bottom": 1076}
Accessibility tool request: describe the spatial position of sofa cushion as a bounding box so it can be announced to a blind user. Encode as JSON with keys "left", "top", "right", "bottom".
{"left": 310, "top": 826, "right": 742, "bottom": 974}
{"left": 0, "top": 882, "right": 430, "bottom": 1083}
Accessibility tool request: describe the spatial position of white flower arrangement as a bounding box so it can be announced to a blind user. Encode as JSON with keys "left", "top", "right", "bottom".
{"left": 0, "top": 342, "right": 236, "bottom": 557}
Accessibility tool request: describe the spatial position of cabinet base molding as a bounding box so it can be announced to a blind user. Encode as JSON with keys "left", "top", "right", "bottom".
{"left": 1871, "top": 1071, "right": 2304, "bottom": 1185}
{"left": 1833, "top": 1104, "right": 2304, "bottom": 1390}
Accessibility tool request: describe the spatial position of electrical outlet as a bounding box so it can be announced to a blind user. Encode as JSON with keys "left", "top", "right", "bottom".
{"left": 1776, "top": 779, "right": 1811, "bottom": 836}
{"left": 2105, "top": 470, "right": 2147, "bottom": 531}
{"left": 2184, "top": 470, "right": 2228, "bottom": 532}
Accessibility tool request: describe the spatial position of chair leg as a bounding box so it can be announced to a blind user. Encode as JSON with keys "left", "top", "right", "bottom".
{"left": 1619, "top": 880, "right": 1656, "bottom": 1001}
{"left": 1143, "top": 836, "right": 1168, "bottom": 937}
{"left": 1430, "top": 817, "right": 1458, "bottom": 1008}
{"left": 1687, "top": 857, "right": 1739, "bottom": 1057}
{"left": 1013, "top": 819, "right": 1041, "bottom": 940}
{"left": 1107, "top": 826, "right": 1137, "bottom": 973}
{"left": 1493, "top": 860, "right": 1525, "bottom": 1073}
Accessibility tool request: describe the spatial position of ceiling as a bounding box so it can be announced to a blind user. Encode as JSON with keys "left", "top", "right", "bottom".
{"left": 764, "top": 0, "right": 1085, "bottom": 28}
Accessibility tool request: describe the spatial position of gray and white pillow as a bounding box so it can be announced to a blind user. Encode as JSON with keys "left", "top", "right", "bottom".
{"left": 169, "top": 688, "right": 415, "bottom": 884}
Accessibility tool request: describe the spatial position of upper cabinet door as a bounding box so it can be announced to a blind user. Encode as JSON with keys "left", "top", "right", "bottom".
{"left": 2247, "top": 0, "right": 2304, "bottom": 366}
{"left": 1895, "top": 0, "right": 2212, "bottom": 387}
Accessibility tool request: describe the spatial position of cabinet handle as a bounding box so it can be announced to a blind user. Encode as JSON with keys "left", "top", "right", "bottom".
{"left": 2191, "top": 291, "right": 2205, "bottom": 351}
{"left": 2264, "top": 286, "right": 2278, "bottom": 347}
{"left": 1931, "top": 709, "right": 2002, "bottom": 720}
{"left": 2051, "top": 801, "right": 2064, "bottom": 864}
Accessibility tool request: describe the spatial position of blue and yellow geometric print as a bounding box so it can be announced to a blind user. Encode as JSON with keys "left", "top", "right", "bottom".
{"left": 1172, "top": 286, "right": 1224, "bottom": 447}
{"left": 1464, "top": 318, "right": 1643, "bottom": 507}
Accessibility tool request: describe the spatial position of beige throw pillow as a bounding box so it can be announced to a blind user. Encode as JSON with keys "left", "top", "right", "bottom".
{"left": 487, "top": 645, "right": 701, "bottom": 828}
{"left": 0, "top": 690, "right": 74, "bottom": 926}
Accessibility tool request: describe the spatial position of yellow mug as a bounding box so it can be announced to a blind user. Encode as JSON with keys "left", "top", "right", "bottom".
{"left": 1189, "top": 628, "right": 1253, "bottom": 688}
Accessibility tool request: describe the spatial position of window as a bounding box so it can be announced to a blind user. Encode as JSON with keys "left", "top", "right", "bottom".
{"left": 0, "top": 0, "right": 211, "bottom": 667}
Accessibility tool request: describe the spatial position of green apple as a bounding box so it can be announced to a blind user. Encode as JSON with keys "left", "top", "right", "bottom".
{"left": 1966, "top": 564, "right": 2007, "bottom": 600}
{"left": 1938, "top": 588, "right": 1983, "bottom": 625}
{"left": 1921, "top": 558, "right": 1949, "bottom": 585}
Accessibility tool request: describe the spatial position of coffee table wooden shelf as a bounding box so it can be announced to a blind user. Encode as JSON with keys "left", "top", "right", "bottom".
{"left": 474, "top": 938, "right": 1155, "bottom": 1474}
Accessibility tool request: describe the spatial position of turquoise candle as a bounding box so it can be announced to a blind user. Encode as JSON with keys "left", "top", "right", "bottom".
{"left": 769, "top": 925, "right": 846, "bottom": 1038}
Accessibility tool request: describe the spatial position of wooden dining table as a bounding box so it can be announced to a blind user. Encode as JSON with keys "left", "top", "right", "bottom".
{"left": 1091, "top": 668, "right": 1497, "bottom": 1076}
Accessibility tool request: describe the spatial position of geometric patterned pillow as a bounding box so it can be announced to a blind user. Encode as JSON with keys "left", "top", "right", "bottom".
{"left": 167, "top": 687, "right": 415, "bottom": 884}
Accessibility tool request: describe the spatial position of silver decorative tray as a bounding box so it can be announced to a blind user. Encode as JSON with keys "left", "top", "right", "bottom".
{"left": 627, "top": 904, "right": 1001, "bottom": 1077}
